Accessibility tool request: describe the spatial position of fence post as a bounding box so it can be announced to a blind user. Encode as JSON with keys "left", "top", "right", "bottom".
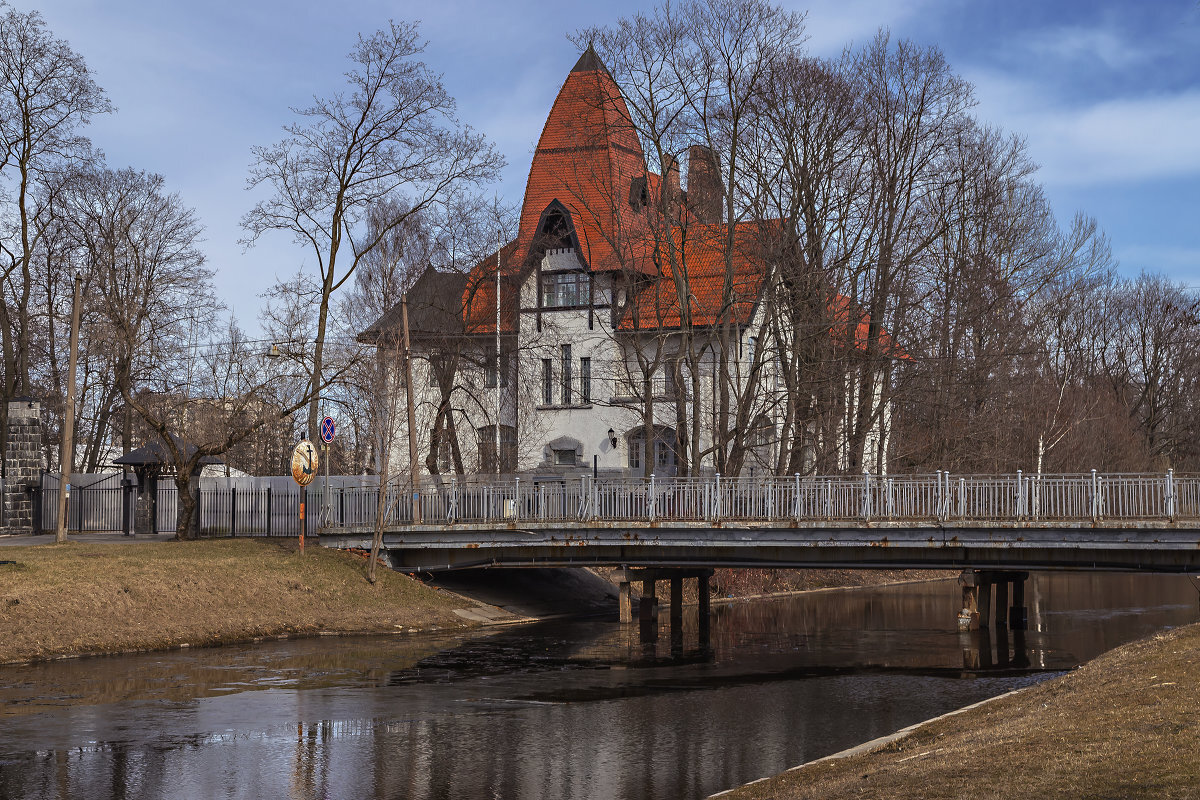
{"left": 1167, "top": 469, "right": 1176, "bottom": 521}
{"left": 931, "top": 472, "right": 940, "bottom": 522}
{"left": 1016, "top": 470, "right": 1024, "bottom": 519}
{"left": 649, "top": 473, "right": 656, "bottom": 522}
{"left": 1091, "top": 469, "right": 1099, "bottom": 524}
{"left": 793, "top": 473, "right": 801, "bottom": 525}
{"left": 886, "top": 476, "right": 894, "bottom": 519}
{"left": 714, "top": 473, "right": 721, "bottom": 522}
{"left": 230, "top": 486, "right": 237, "bottom": 538}
{"left": 265, "top": 487, "right": 272, "bottom": 536}
{"left": 958, "top": 477, "right": 965, "bottom": 519}
{"left": 861, "top": 470, "right": 871, "bottom": 521}
{"left": 514, "top": 477, "right": 520, "bottom": 522}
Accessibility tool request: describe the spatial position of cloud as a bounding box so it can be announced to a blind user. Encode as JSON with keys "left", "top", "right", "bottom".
{"left": 1022, "top": 25, "right": 1154, "bottom": 70}
{"left": 968, "top": 72, "right": 1200, "bottom": 186}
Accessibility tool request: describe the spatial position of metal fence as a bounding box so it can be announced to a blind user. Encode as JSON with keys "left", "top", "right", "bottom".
{"left": 30, "top": 470, "right": 1200, "bottom": 535}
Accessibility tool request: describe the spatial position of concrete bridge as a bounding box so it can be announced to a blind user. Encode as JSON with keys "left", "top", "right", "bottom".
{"left": 318, "top": 472, "right": 1200, "bottom": 629}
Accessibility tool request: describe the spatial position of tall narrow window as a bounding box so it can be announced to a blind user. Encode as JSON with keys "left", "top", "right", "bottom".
{"left": 542, "top": 359, "right": 552, "bottom": 405}
{"left": 561, "top": 344, "right": 572, "bottom": 405}
{"left": 580, "top": 357, "right": 591, "bottom": 404}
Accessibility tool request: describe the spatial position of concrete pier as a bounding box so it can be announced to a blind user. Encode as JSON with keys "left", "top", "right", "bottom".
{"left": 959, "top": 569, "right": 1029, "bottom": 632}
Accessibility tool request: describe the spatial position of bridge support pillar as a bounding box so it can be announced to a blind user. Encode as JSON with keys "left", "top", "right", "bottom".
{"left": 979, "top": 580, "right": 992, "bottom": 630}
{"left": 958, "top": 570, "right": 980, "bottom": 631}
{"left": 618, "top": 581, "right": 633, "bottom": 624}
{"left": 670, "top": 576, "right": 683, "bottom": 625}
{"left": 1008, "top": 574, "right": 1028, "bottom": 630}
{"left": 640, "top": 579, "right": 658, "bottom": 621}
{"left": 994, "top": 578, "right": 1009, "bottom": 629}
{"left": 697, "top": 572, "right": 711, "bottom": 634}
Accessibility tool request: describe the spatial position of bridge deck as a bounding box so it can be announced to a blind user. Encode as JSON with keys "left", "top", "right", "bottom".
{"left": 320, "top": 519, "right": 1200, "bottom": 573}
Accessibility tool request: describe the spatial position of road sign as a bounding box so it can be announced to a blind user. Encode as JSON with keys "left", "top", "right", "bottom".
{"left": 320, "top": 416, "right": 336, "bottom": 444}
{"left": 291, "top": 439, "right": 318, "bottom": 486}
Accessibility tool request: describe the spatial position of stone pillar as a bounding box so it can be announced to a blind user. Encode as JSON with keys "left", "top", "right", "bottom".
{"left": 697, "top": 573, "right": 711, "bottom": 634}
{"left": 3, "top": 399, "right": 43, "bottom": 533}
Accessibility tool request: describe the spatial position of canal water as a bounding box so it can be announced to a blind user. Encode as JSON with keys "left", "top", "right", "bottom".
{"left": 0, "top": 572, "right": 1196, "bottom": 799}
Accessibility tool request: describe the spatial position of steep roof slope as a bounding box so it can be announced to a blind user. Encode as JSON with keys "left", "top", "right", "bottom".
{"left": 513, "top": 44, "right": 654, "bottom": 274}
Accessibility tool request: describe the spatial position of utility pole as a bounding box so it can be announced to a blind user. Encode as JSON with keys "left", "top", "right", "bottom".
{"left": 56, "top": 273, "right": 83, "bottom": 544}
{"left": 495, "top": 229, "right": 502, "bottom": 478}
{"left": 402, "top": 294, "right": 421, "bottom": 523}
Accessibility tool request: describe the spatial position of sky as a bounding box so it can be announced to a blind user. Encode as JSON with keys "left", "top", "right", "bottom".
{"left": 32, "top": 0, "right": 1200, "bottom": 330}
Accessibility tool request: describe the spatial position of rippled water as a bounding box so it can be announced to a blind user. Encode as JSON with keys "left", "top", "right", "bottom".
{"left": 0, "top": 572, "right": 1196, "bottom": 799}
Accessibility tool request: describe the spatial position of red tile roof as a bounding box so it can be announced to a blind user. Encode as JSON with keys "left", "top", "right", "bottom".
{"left": 512, "top": 45, "right": 656, "bottom": 275}
{"left": 618, "top": 222, "right": 768, "bottom": 330}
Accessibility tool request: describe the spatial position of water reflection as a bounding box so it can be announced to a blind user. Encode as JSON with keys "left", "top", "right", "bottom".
{"left": 0, "top": 572, "right": 1195, "bottom": 800}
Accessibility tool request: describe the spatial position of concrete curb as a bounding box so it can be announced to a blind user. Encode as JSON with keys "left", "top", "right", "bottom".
{"left": 706, "top": 689, "right": 1023, "bottom": 799}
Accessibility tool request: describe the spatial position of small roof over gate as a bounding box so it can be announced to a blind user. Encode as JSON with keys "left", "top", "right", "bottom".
{"left": 113, "top": 435, "right": 223, "bottom": 471}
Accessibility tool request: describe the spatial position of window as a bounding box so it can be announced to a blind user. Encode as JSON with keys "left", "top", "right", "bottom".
{"left": 541, "top": 271, "right": 588, "bottom": 307}
{"left": 580, "top": 357, "right": 591, "bottom": 403}
{"left": 553, "top": 448, "right": 576, "bottom": 466}
{"left": 477, "top": 425, "right": 517, "bottom": 474}
{"left": 627, "top": 427, "right": 677, "bottom": 475}
{"left": 484, "top": 353, "right": 510, "bottom": 388}
{"left": 542, "top": 359, "right": 552, "bottom": 405}
{"left": 629, "top": 176, "right": 648, "bottom": 211}
{"left": 561, "top": 345, "right": 572, "bottom": 405}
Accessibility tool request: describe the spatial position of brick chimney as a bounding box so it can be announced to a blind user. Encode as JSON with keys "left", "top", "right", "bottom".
{"left": 686, "top": 144, "right": 724, "bottom": 224}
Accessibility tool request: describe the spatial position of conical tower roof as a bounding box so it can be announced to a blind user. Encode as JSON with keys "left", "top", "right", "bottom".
{"left": 513, "top": 46, "right": 653, "bottom": 273}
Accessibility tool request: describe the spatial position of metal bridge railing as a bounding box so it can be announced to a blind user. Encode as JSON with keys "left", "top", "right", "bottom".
{"left": 32, "top": 471, "right": 1200, "bottom": 534}
{"left": 322, "top": 471, "right": 1199, "bottom": 529}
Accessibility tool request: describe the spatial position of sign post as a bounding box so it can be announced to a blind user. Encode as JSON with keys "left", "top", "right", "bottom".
{"left": 290, "top": 440, "right": 318, "bottom": 553}
{"left": 320, "top": 416, "right": 336, "bottom": 527}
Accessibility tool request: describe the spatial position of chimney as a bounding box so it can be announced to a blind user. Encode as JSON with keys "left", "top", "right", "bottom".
{"left": 664, "top": 156, "right": 681, "bottom": 220}
{"left": 686, "top": 145, "right": 724, "bottom": 224}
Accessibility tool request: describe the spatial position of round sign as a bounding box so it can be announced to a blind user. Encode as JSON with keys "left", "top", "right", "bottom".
{"left": 320, "top": 416, "right": 336, "bottom": 444}
{"left": 291, "top": 439, "right": 318, "bottom": 486}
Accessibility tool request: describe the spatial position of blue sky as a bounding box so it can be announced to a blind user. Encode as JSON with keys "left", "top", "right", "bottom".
{"left": 35, "top": 0, "right": 1200, "bottom": 326}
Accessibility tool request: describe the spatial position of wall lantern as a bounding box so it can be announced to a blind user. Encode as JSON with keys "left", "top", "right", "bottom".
{"left": 608, "top": 428, "right": 617, "bottom": 448}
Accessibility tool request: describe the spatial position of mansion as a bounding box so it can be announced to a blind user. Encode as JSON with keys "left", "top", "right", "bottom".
{"left": 362, "top": 46, "right": 892, "bottom": 480}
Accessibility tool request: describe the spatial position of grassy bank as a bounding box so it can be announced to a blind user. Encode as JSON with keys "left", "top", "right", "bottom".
{"left": 0, "top": 539, "right": 472, "bottom": 664}
{"left": 725, "top": 621, "right": 1200, "bottom": 800}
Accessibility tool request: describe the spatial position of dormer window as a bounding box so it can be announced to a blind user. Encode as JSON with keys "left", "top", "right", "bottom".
{"left": 542, "top": 270, "right": 588, "bottom": 307}
{"left": 629, "top": 176, "right": 648, "bottom": 212}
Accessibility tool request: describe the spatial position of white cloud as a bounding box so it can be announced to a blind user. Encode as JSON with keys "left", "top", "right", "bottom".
{"left": 1023, "top": 25, "right": 1153, "bottom": 70}
{"left": 967, "top": 71, "right": 1200, "bottom": 186}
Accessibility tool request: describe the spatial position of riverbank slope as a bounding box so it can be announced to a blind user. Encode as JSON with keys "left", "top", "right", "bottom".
{"left": 0, "top": 539, "right": 472, "bottom": 664}
{"left": 723, "top": 620, "right": 1200, "bottom": 799}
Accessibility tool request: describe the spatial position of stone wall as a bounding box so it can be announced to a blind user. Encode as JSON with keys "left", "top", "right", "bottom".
{"left": 3, "top": 399, "right": 44, "bottom": 533}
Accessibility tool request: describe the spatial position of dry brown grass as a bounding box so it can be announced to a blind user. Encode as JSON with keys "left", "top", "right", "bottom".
{"left": 0, "top": 539, "right": 472, "bottom": 664}
{"left": 728, "top": 622, "right": 1200, "bottom": 800}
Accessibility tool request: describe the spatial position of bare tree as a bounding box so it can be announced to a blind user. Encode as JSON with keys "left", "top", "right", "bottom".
{"left": 242, "top": 20, "right": 503, "bottom": 443}
{"left": 0, "top": 2, "right": 110, "bottom": 453}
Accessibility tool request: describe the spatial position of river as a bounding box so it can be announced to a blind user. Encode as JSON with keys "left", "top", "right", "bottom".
{"left": 1, "top": 572, "right": 1196, "bottom": 799}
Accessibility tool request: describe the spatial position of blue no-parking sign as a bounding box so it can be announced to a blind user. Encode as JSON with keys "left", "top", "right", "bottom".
{"left": 320, "top": 416, "right": 336, "bottom": 444}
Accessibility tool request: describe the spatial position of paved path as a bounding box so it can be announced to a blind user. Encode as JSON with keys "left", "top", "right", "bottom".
{"left": 0, "top": 533, "right": 177, "bottom": 546}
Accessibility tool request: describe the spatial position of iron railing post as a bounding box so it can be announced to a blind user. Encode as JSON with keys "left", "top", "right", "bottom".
{"left": 1091, "top": 469, "right": 1099, "bottom": 523}
{"left": 861, "top": 470, "right": 871, "bottom": 521}
{"left": 793, "top": 473, "right": 801, "bottom": 525}
{"left": 714, "top": 473, "right": 721, "bottom": 522}
{"left": 649, "top": 474, "right": 656, "bottom": 522}
{"left": 1167, "top": 469, "right": 1176, "bottom": 521}
{"left": 958, "top": 477, "right": 965, "bottom": 519}
{"left": 1016, "top": 470, "right": 1024, "bottom": 519}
